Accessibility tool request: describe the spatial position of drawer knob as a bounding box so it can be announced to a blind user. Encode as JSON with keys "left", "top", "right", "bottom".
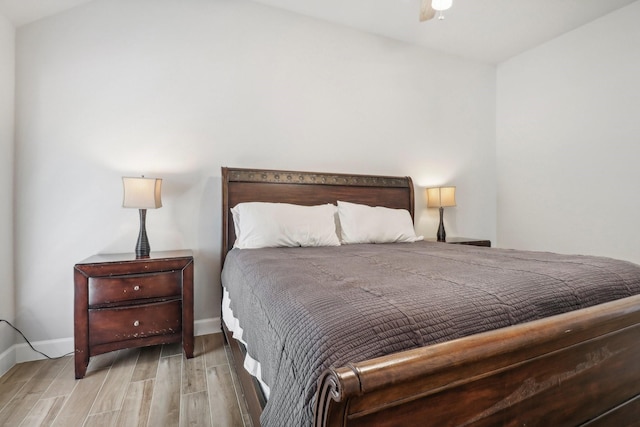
{"left": 133, "top": 320, "right": 140, "bottom": 327}
{"left": 133, "top": 285, "right": 140, "bottom": 291}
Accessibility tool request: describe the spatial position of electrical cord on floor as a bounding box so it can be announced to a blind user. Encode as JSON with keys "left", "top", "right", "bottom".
{"left": 0, "top": 319, "right": 73, "bottom": 359}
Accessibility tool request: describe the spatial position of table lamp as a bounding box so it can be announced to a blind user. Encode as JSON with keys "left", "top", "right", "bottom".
{"left": 426, "top": 186, "right": 456, "bottom": 242}
{"left": 122, "top": 176, "right": 162, "bottom": 258}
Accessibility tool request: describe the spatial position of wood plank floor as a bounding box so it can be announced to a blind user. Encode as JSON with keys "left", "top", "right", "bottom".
{"left": 0, "top": 333, "right": 252, "bottom": 427}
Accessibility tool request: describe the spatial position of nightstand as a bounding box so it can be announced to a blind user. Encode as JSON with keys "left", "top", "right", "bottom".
{"left": 426, "top": 237, "right": 491, "bottom": 247}
{"left": 74, "top": 250, "right": 194, "bottom": 379}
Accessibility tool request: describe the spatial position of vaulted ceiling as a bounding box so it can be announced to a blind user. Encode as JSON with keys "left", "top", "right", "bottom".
{"left": 251, "top": 0, "right": 637, "bottom": 63}
{"left": 1, "top": 0, "right": 637, "bottom": 63}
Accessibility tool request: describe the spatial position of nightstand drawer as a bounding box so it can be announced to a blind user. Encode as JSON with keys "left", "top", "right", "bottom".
{"left": 88, "top": 300, "right": 182, "bottom": 346}
{"left": 88, "top": 270, "right": 181, "bottom": 306}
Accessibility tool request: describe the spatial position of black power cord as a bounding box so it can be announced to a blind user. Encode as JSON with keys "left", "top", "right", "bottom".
{"left": 0, "top": 319, "right": 73, "bottom": 359}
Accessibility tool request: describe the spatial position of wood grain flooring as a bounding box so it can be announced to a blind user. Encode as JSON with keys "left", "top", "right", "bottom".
{"left": 0, "top": 333, "right": 252, "bottom": 427}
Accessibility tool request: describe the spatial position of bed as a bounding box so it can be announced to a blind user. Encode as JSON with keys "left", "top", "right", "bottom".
{"left": 220, "top": 166, "right": 640, "bottom": 427}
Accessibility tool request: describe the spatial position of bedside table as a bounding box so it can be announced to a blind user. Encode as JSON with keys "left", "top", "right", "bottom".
{"left": 74, "top": 250, "right": 194, "bottom": 379}
{"left": 426, "top": 237, "right": 491, "bottom": 247}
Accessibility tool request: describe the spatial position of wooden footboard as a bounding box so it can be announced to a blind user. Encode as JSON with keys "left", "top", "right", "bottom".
{"left": 315, "top": 294, "right": 640, "bottom": 427}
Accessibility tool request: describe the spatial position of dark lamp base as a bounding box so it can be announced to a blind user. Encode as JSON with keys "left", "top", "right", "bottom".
{"left": 135, "top": 209, "right": 151, "bottom": 258}
{"left": 437, "top": 206, "right": 447, "bottom": 242}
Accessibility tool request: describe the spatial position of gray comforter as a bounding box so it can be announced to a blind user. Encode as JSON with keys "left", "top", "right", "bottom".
{"left": 221, "top": 242, "right": 640, "bottom": 426}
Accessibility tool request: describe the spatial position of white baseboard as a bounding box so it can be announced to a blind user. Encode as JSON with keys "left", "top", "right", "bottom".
{"left": 0, "top": 345, "right": 16, "bottom": 378}
{"left": 195, "top": 317, "right": 221, "bottom": 336}
{"left": 16, "top": 337, "right": 74, "bottom": 363}
{"left": 7, "top": 317, "right": 222, "bottom": 366}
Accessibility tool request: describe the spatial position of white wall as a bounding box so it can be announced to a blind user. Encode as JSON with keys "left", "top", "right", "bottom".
{"left": 14, "top": 0, "right": 496, "bottom": 349}
{"left": 497, "top": 1, "right": 640, "bottom": 263}
{"left": 0, "top": 11, "right": 15, "bottom": 372}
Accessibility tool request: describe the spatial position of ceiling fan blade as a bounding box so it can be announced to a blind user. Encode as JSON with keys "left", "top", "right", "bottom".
{"left": 420, "top": 0, "right": 436, "bottom": 21}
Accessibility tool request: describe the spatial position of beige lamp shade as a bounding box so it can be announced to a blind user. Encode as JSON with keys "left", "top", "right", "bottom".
{"left": 122, "top": 177, "right": 163, "bottom": 209}
{"left": 426, "top": 186, "right": 456, "bottom": 208}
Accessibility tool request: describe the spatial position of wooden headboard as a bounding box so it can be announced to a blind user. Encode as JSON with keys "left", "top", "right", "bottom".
{"left": 221, "top": 167, "right": 415, "bottom": 264}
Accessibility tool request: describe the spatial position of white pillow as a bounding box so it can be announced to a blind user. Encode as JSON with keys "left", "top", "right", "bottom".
{"left": 337, "top": 201, "right": 423, "bottom": 244}
{"left": 231, "top": 202, "right": 341, "bottom": 249}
